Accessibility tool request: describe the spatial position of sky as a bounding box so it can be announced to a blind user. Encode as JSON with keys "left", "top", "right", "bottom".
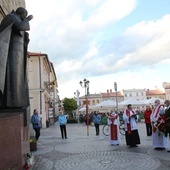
{"left": 25, "top": 0, "right": 170, "bottom": 99}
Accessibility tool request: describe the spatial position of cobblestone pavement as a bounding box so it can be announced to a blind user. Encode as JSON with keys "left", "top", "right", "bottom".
{"left": 30, "top": 122, "right": 170, "bottom": 170}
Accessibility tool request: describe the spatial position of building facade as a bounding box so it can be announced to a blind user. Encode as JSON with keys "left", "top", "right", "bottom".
{"left": 79, "top": 93, "right": 102, "bottom": 107}
{"left": 28, "top": 52, "right": 60, "bottom": 128}
{"left": 0, "top": 0, "right": 25, "bottom": 20}
{"left": 123, "top": 88, "right": 146, "bottom": 101}
{"left": 101, "top": 89, "right": 124, "bottom": 102}
{"left": 146, "top": 89, "right": 165, "bottom": 100}
{"left": 163, "top": 82, "right": 170, "bottom": 100}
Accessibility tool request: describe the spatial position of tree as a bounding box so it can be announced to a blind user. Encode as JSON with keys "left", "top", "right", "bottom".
{"left": 63, "top": 98, "right": 78, "bottom": 113}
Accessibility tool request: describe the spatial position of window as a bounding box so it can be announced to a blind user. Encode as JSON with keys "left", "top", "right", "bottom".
{"left": 136, "top": 92, "right": 138, "bottom": 96}
{"left": 125, "top": 93, "right": 127, "bottom": 97}
{"left": 130, "top": 93, "right": 132, "bottom": 97}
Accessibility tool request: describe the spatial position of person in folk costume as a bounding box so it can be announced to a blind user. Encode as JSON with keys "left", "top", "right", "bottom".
{"left": 123, "top": 104, "right": 140, "bottom": 147}
{"left": 150, "top": 99, "right": 167, "bottom": 150}
{"left": 107, "top": 109, "right": 121, "bottom": 145}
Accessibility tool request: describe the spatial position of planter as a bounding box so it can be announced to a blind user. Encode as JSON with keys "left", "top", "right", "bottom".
{"left": 46, "top": 121, "right": 50, "bottom": 128}
{"left": 30, "top": 142, "right": 37, "bottom": 151}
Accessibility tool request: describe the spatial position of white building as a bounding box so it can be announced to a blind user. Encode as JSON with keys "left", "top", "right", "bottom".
{"left": 163, "top": 82, "right": 170, "bottom": 100}
{"left": 123, "top": 89, "right": 146, "bottom": 101}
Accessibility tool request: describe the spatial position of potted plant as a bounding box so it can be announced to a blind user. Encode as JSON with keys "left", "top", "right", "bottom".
{"left": 30, "top": 139, "right": 37, "bottom": 151}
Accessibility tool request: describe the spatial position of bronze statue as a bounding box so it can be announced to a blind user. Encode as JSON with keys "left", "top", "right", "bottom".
{"left": 0, "top": 7, "right": 33, "bottom": 108}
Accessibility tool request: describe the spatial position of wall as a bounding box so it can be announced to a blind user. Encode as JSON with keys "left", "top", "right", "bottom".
{"left": 0, "top": 111, "right": 29, "bottom": 170}
{"left": 0, "top": 0, "right": 25, "bottom": 16}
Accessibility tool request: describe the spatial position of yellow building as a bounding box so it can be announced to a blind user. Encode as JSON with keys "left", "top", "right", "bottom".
{"left": 28, "top": 52, "right": 60, "bottom": 128}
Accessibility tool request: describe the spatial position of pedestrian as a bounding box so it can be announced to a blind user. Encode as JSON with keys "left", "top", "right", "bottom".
{"left": 123, "top": 104, "right": 140, "bottom": 147}
{"left": 150, "top": 99, "right": 167, "bottom": 150}
{"left": 31, "top": 109, "right": 41, "bottom": 144}
{"left": 58, "top": 110, "right": 68, "bottom": 139}
{"left": 108, "top": 110, "right": 121, "bottom": 145}
{"left": 144, "top": 106, "right": 152, "bottom": 136}
{"left": 93, "top": 111, "right": 101, "bottom": 135}
{"left": 164, "top": 100, "right": 170, "bottom": 152}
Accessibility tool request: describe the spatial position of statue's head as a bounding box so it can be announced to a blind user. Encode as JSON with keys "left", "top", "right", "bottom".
{"left": 16, "top": 7, "right": 28, "bottom": 20}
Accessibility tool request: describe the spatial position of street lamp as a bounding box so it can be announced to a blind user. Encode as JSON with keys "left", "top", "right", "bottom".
{"left": 79, "top": 78, "right": 90, "bottom": 136}
{"left": 114, "top": 82, "right": 118, "bottom": 113}
{"left": 74, "top": 90, "right": 80, "bottom": 122}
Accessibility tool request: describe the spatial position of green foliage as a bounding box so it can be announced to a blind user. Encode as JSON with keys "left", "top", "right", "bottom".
{"left": 63, "top": 97, "right": 78, "bottom": 112}
{"left": 100, "top": 116, "right": 107, "bottom": 125}
{"left": 138, "top": 112, "right": 144, "bottom": 122}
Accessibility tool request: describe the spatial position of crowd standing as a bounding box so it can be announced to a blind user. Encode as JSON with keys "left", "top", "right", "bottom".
{"left": 31, "top": 99, "right": 170, "bottom": 152}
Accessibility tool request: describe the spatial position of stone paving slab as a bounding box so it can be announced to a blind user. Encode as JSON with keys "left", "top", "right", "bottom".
{"left": 30, "top": 122, "right": 170, "bottom": 170}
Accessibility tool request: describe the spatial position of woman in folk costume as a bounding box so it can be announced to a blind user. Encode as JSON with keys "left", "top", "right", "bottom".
{"left": 107, "top": 110, "right": 121, "bottom": 145}
{"left": 150, "top": 99, "right": 167, "bottom": 150}
{"left": 123, "top": 104, "right": 140, "bottom": 147}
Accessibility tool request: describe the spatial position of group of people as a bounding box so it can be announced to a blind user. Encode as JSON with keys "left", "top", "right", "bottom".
{"left": 31, "top": 99, "right": 170, "bottom": 151}
{"left": 92, "top": 106, "right": 139, "bottom": 147}
{"left": 102, "top": 104, "right": 140, "bottom": 147}
{"left": 31, "top": 109, "right": 68, "bottom": 145}
{"left": 93, "top": 99, "right": 170, "bottom": 151}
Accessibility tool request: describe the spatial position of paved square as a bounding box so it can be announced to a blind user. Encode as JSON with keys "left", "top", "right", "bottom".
{"left": 30, "top": 122, "right": 170, "bottom": 170}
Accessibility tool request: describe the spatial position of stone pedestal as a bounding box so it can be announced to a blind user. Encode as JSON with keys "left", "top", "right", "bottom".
{"left": 0, "top": 109, "right": 30, "bottom": 170}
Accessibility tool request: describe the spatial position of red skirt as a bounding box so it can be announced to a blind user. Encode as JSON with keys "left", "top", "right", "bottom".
{"left": 110, "top": 124, "right": 118, "bottom": 140}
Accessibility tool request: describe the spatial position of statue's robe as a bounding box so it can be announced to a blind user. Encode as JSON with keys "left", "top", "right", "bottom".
{"left": 0, "top": 11, "right": 30, "bottom": 108}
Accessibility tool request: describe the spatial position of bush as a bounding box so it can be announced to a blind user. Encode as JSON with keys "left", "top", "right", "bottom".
{"left": 100, "top": 116, "right": 107, "bottom": 125}
{"left": 138, "top": 112, "right": 144, "bottom": 122}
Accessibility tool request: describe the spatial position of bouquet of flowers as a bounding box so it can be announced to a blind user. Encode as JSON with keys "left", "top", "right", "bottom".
{"left": 153, "top": 108, "right": 170, "bottom": 137}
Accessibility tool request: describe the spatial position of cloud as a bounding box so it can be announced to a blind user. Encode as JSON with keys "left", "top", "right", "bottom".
{"left": 54, "top": 12, "right": 170, "bottom": 84}
{"left": 86, "top": 0, "right": 136, "bottom": 28}
{"left": 26, "top": 0, "right": 136, "bottom": 61}
{"left": 25, "top": 0, "right": 170, "bottom": 98}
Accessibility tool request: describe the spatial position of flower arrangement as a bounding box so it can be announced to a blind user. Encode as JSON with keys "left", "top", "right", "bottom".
{"left": 29, "top": 139, "right": 37, "bottom": 143}
{"left": 153, "top": 108, "right": 170, "bottom": 137}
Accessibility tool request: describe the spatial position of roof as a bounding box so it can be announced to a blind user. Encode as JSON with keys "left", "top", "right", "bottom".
{"left": 28, "top": 52, "right": 47, "bottom": 56}
{"left": 28, "top": 51, "right": 51, "bottom": 72}
{"left": 146, "top": 89, "right": 165, "bottom": 95}
{"left": 79, "top": 93, "right": 102, "bottom": 99}
{"left": 101, "top": 91, "right": 123, "bottom": 97}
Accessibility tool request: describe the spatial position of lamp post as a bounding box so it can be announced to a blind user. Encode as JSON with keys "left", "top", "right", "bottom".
{"left": 74, "top": 90, "right": 80, "bottom": 122}
{"left": 114, "top": 82, "right": 118, "bottom": 113}
{"left": 80, "top": 78, "right": 90, "bottom": 136}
